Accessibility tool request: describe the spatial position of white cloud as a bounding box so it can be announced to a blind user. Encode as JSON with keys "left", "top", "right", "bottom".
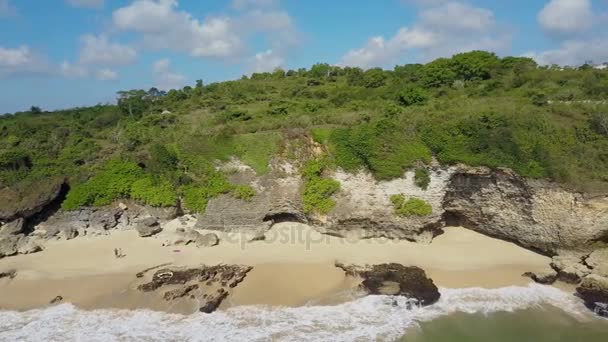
{"left": 153, "top": 58, "right": 187, "bottom": 90}
{"left": 0, "top": 46, "right": 48, "bottom": 76}
{"left": 112, "top": 0, "right": 298, "bottom": 63}
{"left": 113, "top": 0, "right": 242, "bottom": 58}
{"left": 341, "top": 1, "right": 510, "bottom": 68}
{"left": 66, "top": 0, "right": 104, "bottom": 8}
{"left": 538, "top": 0, "right": 594, "bottom": 36}
{"left": 525, "top": 39, "right": 608, "bottom": 66}
{"left": 0, "top": 0, "right": 15, "bottom": 16}
{"left": 251, "top": 49, "right": 284, "bottom": 72}
{"left": 96, "top": 68, "right": 118, "bottom": 81}
{"left": 60, "top": 61, "right": 89, "bottom": 78}
{"left": 79, "top": 34, "right": 137, "bottom": 66}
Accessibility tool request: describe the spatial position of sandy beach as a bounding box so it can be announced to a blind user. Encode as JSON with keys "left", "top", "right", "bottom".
{"left": 0, "top": 222, "right": 555, "bottom": 312}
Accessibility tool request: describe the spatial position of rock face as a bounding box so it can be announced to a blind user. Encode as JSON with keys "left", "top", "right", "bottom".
{"left": 0, "top": 234, "right": 22, "bottom": 258}
{"left": 0, "top": 218, "right": 25, "bottom": 236}
{"left": 523, "top": 268, "right": 558, "bottom": 285}
{"left": 550, "top": 253, "right": 592, "bottom": 283}
{"left": 136, "top": 217, "right": 162, "bottom": 237}
{"left": 318, "top": 169, "right": 451, "bottom": 242}
{"left": 443, "top": 166, "right": 608, "bottom": 255}
{"left": 0, "top": 179, "right": 66, "bottom": 221}
{"left": 137, "top": 265, "right": 253, "bottom": 313}
{"left": 196, "top": 157, "right": 306, "bottom": 234}
{"left": 576, "top": 275, "right": 608, "bottom": 317}
{"left": 585, "top": 248, "right": 608, "bottom": 277}
{"left": 336, "top": 263, "right": 440, "bottom": 306}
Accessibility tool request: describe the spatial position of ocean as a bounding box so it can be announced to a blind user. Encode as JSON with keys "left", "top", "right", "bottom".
{"left": 0, "top": 284, "right": 606, "bottom": 341}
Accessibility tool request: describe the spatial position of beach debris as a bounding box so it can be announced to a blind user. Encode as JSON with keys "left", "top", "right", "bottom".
{"left": 136, "top": 217, "right": 162, "bottom": 237}
{"left": 335, "top": 262, "right": 440, "bottom": 306}
{"left": 136, "top": 264, "right": 253, "bottom": 313}
{"left": 0, "top": 269, "right": 17, "bottom": 280}
{"left": 50, "top": 296, "right": 63, "bottom": 304}
{"left": 136, "top": 263, "right": 173, "bottom": 278}
{"left": 114, "top": 248, "right": 126, "bottom": 258}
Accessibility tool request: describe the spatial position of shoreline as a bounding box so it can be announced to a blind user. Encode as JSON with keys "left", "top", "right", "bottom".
{"left": 0, "top": 223, "right": 558, "bottom": 312}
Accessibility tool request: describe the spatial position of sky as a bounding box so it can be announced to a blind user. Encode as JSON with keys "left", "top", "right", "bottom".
{"left": 1, "top": 0, "right": 607, "bottom": 113}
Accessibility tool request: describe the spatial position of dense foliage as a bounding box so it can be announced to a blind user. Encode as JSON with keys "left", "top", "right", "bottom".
{"left": 2, "top": 50, "right": 608, "bottom": 213}
{"left": 302, "top": 159, "right": 341, "bottom": 214}
{"left": 390, "top": 195, "right": 433, "bottom": 217}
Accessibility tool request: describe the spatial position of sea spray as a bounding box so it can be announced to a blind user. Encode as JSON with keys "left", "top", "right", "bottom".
{"left": 0, "top": 284, "right": 598, "bottom": 342}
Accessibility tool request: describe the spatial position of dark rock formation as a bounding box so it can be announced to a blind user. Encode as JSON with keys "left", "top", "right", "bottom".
{"left": 136, "top": 264, "right": 253, "bottom": 313}
{"left": 0, "top": 269, "right": 17, "bottom": 279}
{"left": 336, "top": 263, "right": 440, "bottom": 306}
{"left": 136, "top": 217, "right": 162, "bottom": 237}
{"left": 576, "top": 275, "right": 608, "bottom": 317}
{"left": 50, "top": 296, "right": 63, "bottom": 304}
{"left": 523, "top": 269, "right": 558, "bottom": 284}
{"left": 0, "top": 179, "right": 66, "bottom": 221}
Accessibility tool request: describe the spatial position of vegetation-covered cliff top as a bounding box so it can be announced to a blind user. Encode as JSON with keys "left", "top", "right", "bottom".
{"left": 1, "top": 51, "right": 607, "bottom": 212}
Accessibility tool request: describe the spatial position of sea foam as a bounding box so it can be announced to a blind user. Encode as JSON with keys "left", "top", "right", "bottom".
{"left": 0, "top": 284, "right": 594, "bottom": 342}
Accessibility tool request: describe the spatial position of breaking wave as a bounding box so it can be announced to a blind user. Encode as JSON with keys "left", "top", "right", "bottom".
{"left": 0, "top": 284, "right": 596, "bottom": 342}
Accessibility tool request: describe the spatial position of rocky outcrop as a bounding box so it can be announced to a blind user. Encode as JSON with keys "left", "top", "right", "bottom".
{"left": 196, "top": 233, "right": 219, "bottom": 247}
{"left": 0, "top": 234, "right": 22, "bottom": 258}
{"left": 137, "top": 265, "right": 253, "bottom": 313}
{"left": 443, "top": 166, "right": 608, "bottom": 255}
{"left": 0, "top": 179, "right": 66, "bottom": 221}
{"left": 336, "top": 263, "right": 440, "bottom": 306}
{"left": 317, "top": 169, "right": 452, "bottom": 242}
{"left": 0, "top": 218, "right": 25, "bottom": 236}
{"left": 136, "top": 217, "right": 162, "bottom": 237}
{"left": 576, "top": 274, "right": 608, "bottom": 317}
{"left": 523, "top": 267, "right": 558, "bottom": 285}
{"left": 585, "top": 248, "right": 608, "bottom": 277}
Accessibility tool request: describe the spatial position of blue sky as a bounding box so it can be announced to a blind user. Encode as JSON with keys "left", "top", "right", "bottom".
{"left": 1, "top": 0, "right": 607, "bottom": 113}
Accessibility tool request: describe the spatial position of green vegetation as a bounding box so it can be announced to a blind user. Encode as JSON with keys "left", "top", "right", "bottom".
{"left": 414, "top": 168, "right": 431, "bottom": 190}
{"left": 302, "top": 159, "right": 341, "bottom": 214}
{"left": 232, "top": 184, "right": 256, "bottom": 201}
{"left": 390, "top": 194, "right": 433, "bottom": 217}
{"left": 2, "top": 50, "right": 608, "bottom": 212}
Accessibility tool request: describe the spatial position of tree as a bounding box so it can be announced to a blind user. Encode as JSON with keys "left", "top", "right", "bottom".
{"left": 117, "top": 90, "right": 149, "bottom": 118}
{"left": 343, "top": 67, "right": 364, "bottom": 86}
{"left": 393, "top": 63, "right": 423, "bottom": 82}
{"left": 29, "top": 106, "right": 42, "bottom": 114}
{"left": 421, "top": 58, "right": 456, "bottom": 87}
{"left": 450, "top": 50, "right": 500, "bottom": 81}
{"left": 397, "top": 86, "right": 428, "bottom": 107}
{"left": 363, "top": 68, "right": 387, "bottom": 88}
{"left": 309, "top": 63, "right": 331, "bottom": 78}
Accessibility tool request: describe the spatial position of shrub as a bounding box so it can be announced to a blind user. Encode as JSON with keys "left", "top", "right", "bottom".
{"left": 390, "top": 194, "right": 433, "bottom": 217}
{"left": 180, "top": 172, "right": 233, "bottom": 213}
{"left": 232, "top": 184, "right": 256, "bottom": 201}
{"left": 131, "top": 176, "right": 178, "bottom": 207}
{"left": 414, "top": 168, "right": 430, "bottom": 190}
{"left": 62, "top": 159, "right": 144, "bottom": 210}
{"left": 302, "top": 159, "right": 340, "bottom": 214}
{"left": 397, "top": 87, "right": 428, "bottom": 107}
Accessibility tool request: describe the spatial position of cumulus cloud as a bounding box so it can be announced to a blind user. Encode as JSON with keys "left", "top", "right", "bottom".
{"left": 153, "top": 58, "right": 187, "bottom": 90}
{"left": 60, "top": 61, "right": 89, "bottom": 78}
{"left": 538, "top": 0, "right": 594, "bottom": 36}
{"left": 341, "top": 1, "right": 510, "bottom": 68}
{"left": 526, "top": 0, "right": 608, "bottom": 66}
{"left": 79, "top": 34, "right": 137, "bottom": 66}
{"left": 96, "top": 68, "right": 118, "bottom": 81}
{"left": 112, "top": 0, "right": 298, "bottom": 63}
{"left": 66, "top": 0, "right": 104, "bottom": 8}
{"left": 251, "top": 49, "right": 284, "bottom": 72}
{"left": 0, "top": 46, "right": 49, "bottom": 76}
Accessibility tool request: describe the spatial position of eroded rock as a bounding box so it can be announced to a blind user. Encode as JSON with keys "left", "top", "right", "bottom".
{"left": 551, "top": 253, "right": 591, "bottom": 284}
{"left": 585, "top": 248, "right": 608, "bottom": 277}
{"left": 0, "top": 218, "right": 25, "bottom": 236}
{"left": 523, "top": 268, "right": 558, "bottom": 284}
{"left": 196, "top": 233, "right": 219, "bottom": 248}
{"left": 576, "top": 274, "right": 608, "bottom": 317}
{"left": 336, "top": 263, "right": 440, "bottom": 306}
{"left": 136, "top": 217, "right": 162, "bottom": 237}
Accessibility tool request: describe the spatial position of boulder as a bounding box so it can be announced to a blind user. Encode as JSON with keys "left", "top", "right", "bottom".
{"left": 89, "top": 208, "right": 123, "bottom": 231}
{"left": 585, "top": 248, "right": 608, "bottom": 277}
{"left": 0, "top": 218, "right": 25, "bottom": 236}
{"left": 336, "top": 263, "right": 440, "bottom": 306}
{"left": 17, "top": 237, "right": 43, "bottom": 254}
{"left": 136, "top": 217, "right": 162, "bottom": 237}
{"left": 196, "top": 233, "right": 219, "bottom": 247}
{"left": 576, "top": 274, "right": 608, "bottom": 317}
{"left": 0, "top": 234, "right": 23, "bottom": 258}
{"left": 145, "top": 205, "right": 180, "bottom": 221}
{"left": 523, "top": 268, "right": 558, "bottom": 284}
{"left": 551, "top": 254, "right": 591, "bottom": 284}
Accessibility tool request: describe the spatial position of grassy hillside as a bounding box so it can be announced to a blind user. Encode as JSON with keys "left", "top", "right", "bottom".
{"left": 1, "top": 51, "right": 607, "bottom": 212}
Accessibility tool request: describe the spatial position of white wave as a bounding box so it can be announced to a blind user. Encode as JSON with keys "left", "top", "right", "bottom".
{"left": 0, "top": 284, "right": 596, "bottom": 342}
